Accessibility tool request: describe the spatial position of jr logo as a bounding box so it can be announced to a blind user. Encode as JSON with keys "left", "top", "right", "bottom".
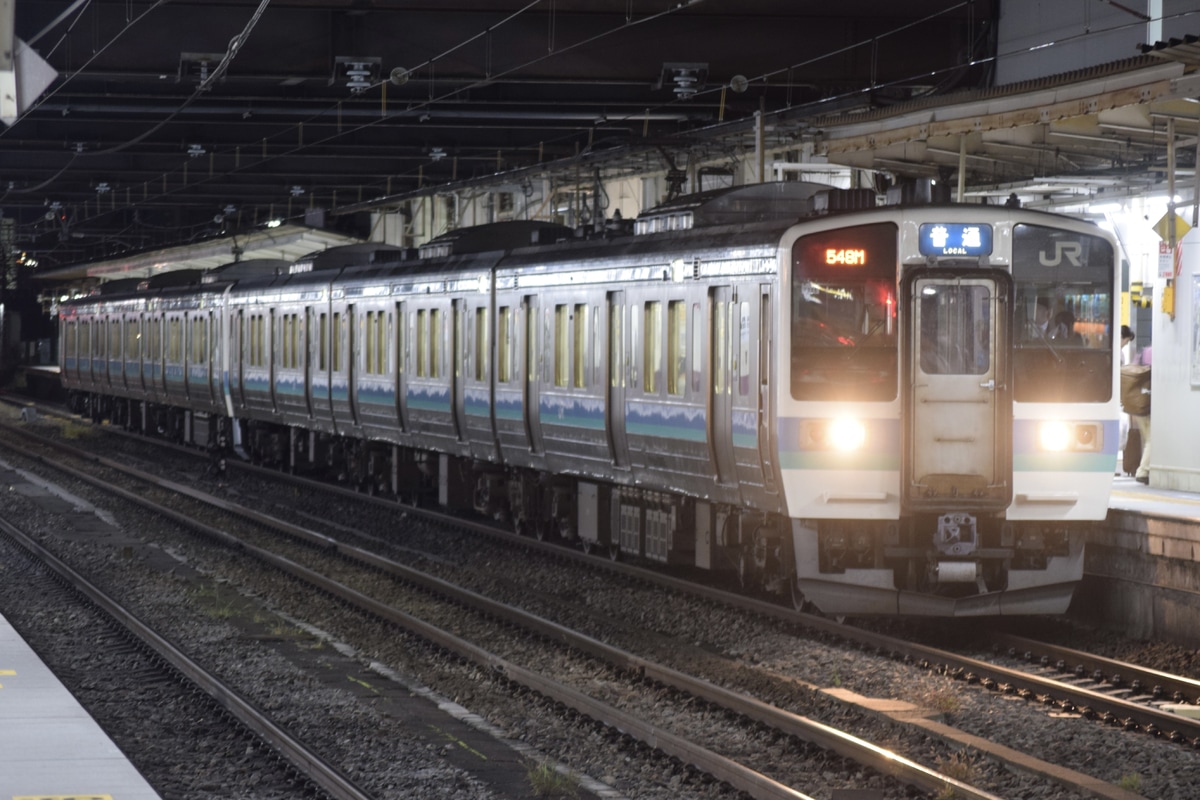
{"left": 1038, "top": 241, "right": 1082, "bottom": 267}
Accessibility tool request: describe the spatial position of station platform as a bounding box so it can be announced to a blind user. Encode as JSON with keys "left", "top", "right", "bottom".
{"left": 0, "top": 612, "right": 161, "bottom": 800}
{"left": 1108, "top": 473, "right": 1200, "bottom": 523}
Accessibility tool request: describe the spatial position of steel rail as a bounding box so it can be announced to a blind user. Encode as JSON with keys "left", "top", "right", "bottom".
{"left": 0, "top": 514, "right": 373, "bottom": 800}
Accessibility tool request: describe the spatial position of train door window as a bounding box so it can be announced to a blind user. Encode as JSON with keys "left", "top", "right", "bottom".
{"left": 737, "top": 301, "right": 751, "bottom": 397}
{"left": 385, "top": 311, "right": 394, "bottom": 375}
{"left": 318, "top": 312, "right": 328, "bottom": 371}
{"left": 108, "top": 317, "right": 121, "bottom": 361}
{"left": 125, "top": 317, "right": 139, "bottom": 361}
{"left": 592, "top": 305, "right": 601, "bottom": 380}
{"left": 148, "top": 317, "right": 160, "bottom": 362}
{"left": 667, "top": 300, "right": 685, "bottom": 396}
{"left": 629, "top": 304, "right": 639, "bottom": 388}
{"left": 573, "top": 303, "right": 587, "bottom": 388}
{"left": 691, "top": 303, "right": 702, "bottom": 393}
{"left": 919, "top": 285, "right": 989, "bottom": 375}
{"left": 553, "top": 304, "right": 569, "bottom": 387}
{"left": 415, "top": 311, "right": 429, "bottom": 376}
{"left": 474, "top": 307, "right": 488, "bottom": 381}
{"left": 332, "top": 312, "right": 343, "bottom": 372}
{"left": 713, "top": 300, "right": 726, "bottom": 395}
{"left": 168, "top": 318, "right": 182, "bottom": 363}
{"left": 81, "top": 321, "right": 90, "bottom": 360}
{"left": 430, "top": 308, "right": 443, "bottom": 378}
{"left": 363, "top": 311, "right": 376, "bottom": 374}
{"left": 608, "top": 303, "right": 623, "bottom": 389}
{"left": 643, "top": 301, "right": 662, "bottom": 393}
{"left": 400, "top": 309, "right": 410, "bottom": 381}
{"left": 498, "top": 306, "right": 512, "bottom": 382}
{"left": 191, "top": 316, "right": 207, "bottom": 365}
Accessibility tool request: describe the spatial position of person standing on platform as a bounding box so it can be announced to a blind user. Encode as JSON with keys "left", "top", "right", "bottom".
{"left": 1120, "top": 339, "right": 1152, "bottom": 484}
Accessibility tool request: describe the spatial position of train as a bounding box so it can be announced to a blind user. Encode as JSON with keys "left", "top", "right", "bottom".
{"left": 57, "top": 181, "right": 1121, "bottom": 616}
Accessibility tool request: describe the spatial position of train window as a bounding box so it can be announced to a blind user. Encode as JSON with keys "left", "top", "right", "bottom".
{"left": 126, "top": 318, "right": 139, "bottom": 361}
{"left": 195, "top": 317, "right": 209, "bottom": 365}
{"left": 332, "top": 312, "right": 343, "bottom": 373}
{"left": 148, "top": 317, "right": 160, "bottom": 362}
{"left": 608, "top": 303, "right": 622, "bottom": 389}
{"left": 593, "top": 305, "right": 602, "bottom": 379}
{"left": 416, "top": 310, "right": 428, "bottom": 377}
{"left": 498, "top": 306, "right": 512, "bottom": 382}
{"left": 363, "top": 312, "right": 376, "bottom": 374}
{"left": 430, "top": 308, "right": 442, "bottom": 378}
{"left": 318, "top": 313, "right": 328, "bottom": 372}
{"left": 791, "top": 222, "right": 899, "bottom": 402}
{"left": 573, "top": 303, "right": 587, "bottom": 388}
{"left": 555, "top": 304, "right": 569, "bottom": 387}
{"left": 168, "top": 318, "right": 182, "bottom": 363}
{"left": 714, "top": 301, "right": 726, "bottom": 395}
{"left": 668, "top": 300, "right": 685, "bottom": 396}
{"left": 918, "top": 285, "right": 989, "bottom": 375}
{"left": 475, "top": 307, "right": 489, "bottom": 382}
{"left": 1012, "top": 224, "right": 1115, "bottom": 403}
{"left": 691, "top": 303, "right": 702, "bottom": 393}
{"left": 108, "top": 318, "right": 121, "bottom": 361}
{"left": 738, "top": 302, "right": 751, "bottom": 397}
{"left": 644, "top": 301, "right": 662, "bottom": 394}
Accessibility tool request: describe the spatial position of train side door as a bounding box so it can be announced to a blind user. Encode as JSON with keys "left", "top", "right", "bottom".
{"left": 605, "top": 291, "right": 629, "bottom": 468}
{"left": 710, "top": 286, "right": 737, "bottom": 486}
{"left": 905, "top": 271, "right": 1012, "bottom": 510}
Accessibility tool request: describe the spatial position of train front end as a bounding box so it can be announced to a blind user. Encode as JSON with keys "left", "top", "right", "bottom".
{"left": 778, "top": 207, "right": 1119, "bottom": 616}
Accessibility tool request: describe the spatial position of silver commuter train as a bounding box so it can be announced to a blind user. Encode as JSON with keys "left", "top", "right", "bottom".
{"left": 58, "top": 182, "right": 1121, "bottom": 616}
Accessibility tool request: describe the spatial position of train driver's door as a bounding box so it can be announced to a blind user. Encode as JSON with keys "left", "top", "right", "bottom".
{"left": 905, "top": 271, "right": 1012, "bottom": 511}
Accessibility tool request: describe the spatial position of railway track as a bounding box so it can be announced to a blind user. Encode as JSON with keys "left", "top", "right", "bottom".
{"left": 2, "top": 401, "right": 1198, "bottom": 798}
{"left": 0, "top": 516, "right": 365, "bottom": 799}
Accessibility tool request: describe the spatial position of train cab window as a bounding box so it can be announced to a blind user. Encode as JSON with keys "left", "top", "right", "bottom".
{"left": 668, "top": 300, "right": 685, "bottom": 396}
{"left": 644, "top": 301, "right": 662, "bottom": 393}
{"left": 498, "top": 306, "right": 513, "bottom": 383}
{"left": 1012, "top": 224, "right": 1115, "bottom": 403}
{"left": 573, "top": 303, "right": 587, "bottom": 388}
{"left": 790, "top": 222, "right": 899, "bottom": 402}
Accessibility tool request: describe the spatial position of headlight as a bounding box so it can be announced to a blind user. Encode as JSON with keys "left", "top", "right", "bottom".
{"left": 1037, "top": 420, "right": 1103, "bottom": 452}
{"left": 1038, "top": 421, "right": 1072, "bottom": 451}
{"left": 800, "top": 418, "right": 868, "bottom": 451}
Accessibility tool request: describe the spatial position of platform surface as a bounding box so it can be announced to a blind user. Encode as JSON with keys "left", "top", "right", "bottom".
{"left": 0, "top": 613, "right": 161, "bottom": 800}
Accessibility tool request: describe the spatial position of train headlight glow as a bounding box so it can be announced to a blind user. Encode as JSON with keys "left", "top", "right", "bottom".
{"left": 1038, "top": 421, "right": 1072, "bottom": 452}
{"left": 828, "top": 418, "right": 867, "bottom": 451}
